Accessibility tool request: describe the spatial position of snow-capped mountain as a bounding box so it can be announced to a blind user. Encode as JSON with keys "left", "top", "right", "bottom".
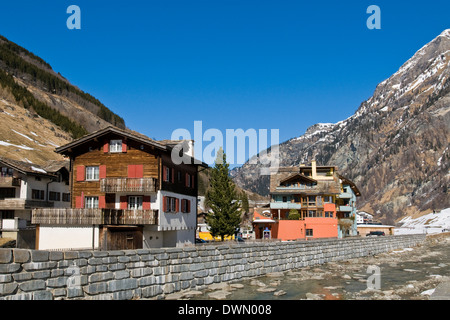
{"left": 231, "top": 29, "right": 450, "bottom": 224}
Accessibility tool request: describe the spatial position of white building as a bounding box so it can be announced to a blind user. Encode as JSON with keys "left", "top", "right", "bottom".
{"left": 0, "top": 158, "right": 70, "bottom": 248}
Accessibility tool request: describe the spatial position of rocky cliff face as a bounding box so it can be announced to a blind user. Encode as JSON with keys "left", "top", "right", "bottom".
{"left": 231, "top": 30, "right": 450, "bottom": 223}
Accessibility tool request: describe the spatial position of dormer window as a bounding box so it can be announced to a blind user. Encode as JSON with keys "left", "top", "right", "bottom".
{"left": 109, "top": 140, "right": 123, "bottom": 153}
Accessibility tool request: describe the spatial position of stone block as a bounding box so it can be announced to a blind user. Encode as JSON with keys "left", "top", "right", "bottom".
{"left": 107, "top": 278, "right": 138, "bottom": 292}
{"left": 22, "top": 261, "right": 57, "bottom": 272}
{"left": 33, "top": 291, "right": 53, "bottom": 300}
{"left": 64, "top": 251, "right": 79, "bottom": 260}
{"left": 115, "top": 270, "right": 130, "bottom": 280}
{"left": 13, "top": 249, "right": 30, "bottom": 263}
{"left": 19, "top": 279, "right": 46, "bottom": 292}
{"left": 46, "top": 277, "right": 69, "bottom": 288}
{"left": 84, "top": 282, "right": 107, "bottom": 295}
{"left": 0, "top": 282, "right": 18, "bottom": 296}
{"left": 49, "top": 251, "right": 63, "bottom": 261}
{"left": 89, "top": 272, "right": 114, "bottom": 283}
{"left": 0, "top": 250, "right": 12, "bottom": 263}
{"left": 0, "top": 263, "right": 21, "bottom": 273}
{"left": 31, "top": 251, "right": 49, "bottom": 262}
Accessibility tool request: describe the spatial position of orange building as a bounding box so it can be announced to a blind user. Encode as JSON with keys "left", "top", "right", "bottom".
{"left": 253, "top": 160, "right": 351, "bottom": 240}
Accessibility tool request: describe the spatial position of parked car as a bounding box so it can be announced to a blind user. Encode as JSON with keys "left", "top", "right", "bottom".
{"left": 195, "top": 238, "right": 207, "bottom": 244}
{"left": 366, "top": 231, "right": 385, "bottom": 236}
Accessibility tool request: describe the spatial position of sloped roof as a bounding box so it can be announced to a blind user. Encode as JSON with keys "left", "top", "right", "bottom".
{"left": 55, "top": 126, "right": 208, "bottom": 167}
{"left": 0, "top": 157, "right": 67, "bottom": 177}
{"left": 339, "top": 174, "right": 361, "bottom": 196}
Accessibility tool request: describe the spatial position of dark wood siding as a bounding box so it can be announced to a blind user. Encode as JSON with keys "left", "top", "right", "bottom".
{"left": 70, "top": 134, "right": 160, "bottom": 208}
{"left": 160, "top": 153, "right": 197, "bottom": 197}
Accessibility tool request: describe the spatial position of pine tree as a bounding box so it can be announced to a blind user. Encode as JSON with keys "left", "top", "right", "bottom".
{"left": 205, "top": 148, "right": 242, "bottom": 241}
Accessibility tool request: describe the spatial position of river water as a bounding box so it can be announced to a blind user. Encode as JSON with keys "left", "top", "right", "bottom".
{"left": 192, "top": 235, "right": 450, "bottom": 300}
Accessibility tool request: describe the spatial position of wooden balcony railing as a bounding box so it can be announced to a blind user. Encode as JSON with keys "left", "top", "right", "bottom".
{"left": 32, "top": 208, "right": 158, "bottom": 225}
{"left": 100, "top": 178, "right": 157, "bottom": 193}
{"left": 0, "top": 198, "right": 54, "bottom": 210}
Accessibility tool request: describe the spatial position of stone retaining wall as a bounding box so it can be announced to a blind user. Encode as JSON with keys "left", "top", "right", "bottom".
{"left": 0, "top": 234, "right": 426, "bottom": 300}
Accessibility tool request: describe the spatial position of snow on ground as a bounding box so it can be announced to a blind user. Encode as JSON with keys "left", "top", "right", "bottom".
{"left": 0, "top": 140, "right": 34, "bottom": 150}
{"left": 395, "top": 208, "right": 450, "bottom": 235}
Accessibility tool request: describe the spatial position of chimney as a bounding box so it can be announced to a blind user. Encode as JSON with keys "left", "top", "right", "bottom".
{"left": 311, "top": 159, "right": 317, "bottom": 179}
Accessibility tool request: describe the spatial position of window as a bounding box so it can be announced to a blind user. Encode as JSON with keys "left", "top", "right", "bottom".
{"left": 85, "top": 166, "right": 99, "bottom": 181}
{"left": 325, "top": 211, "right": 334, "bottom": 218}
{"left": 32, "top": 189, "right": 45, "bottom": 200}
{"left": 49, "top": 191, "right": 61, "bottom": 201}
{"left": 0, "top": 167, "right": 13, "bottom": 177}
{"left": 306, "top": 229, "right": 313, "bottom": 237}
{"left": 308, "top": 210, "right": 315, "bottom": 217}
{"left": 109, "top": 140, "right": 122, "bottom": 153}
{"left": 128, "top": 196, "right": 143, "bottom": 210}
{"left": 164, "top": 196, "right": 178, "bottom": 212}
{"left": 323, "top": 195, "right": 333, "bottom": 203}
{"left": 164, "top": 166, "right": 171, "bottom": 182}
{"left": 62, "top": 193, "right": 71, "bottom": 202}
{"left": 186, "top": 173, "right": 191, "bottom": 187}
{"left": 85, "top": 196, "right": 99, "bottom": 209}
{"left": 181, "top": 199, "right": 191, "bottom": 213}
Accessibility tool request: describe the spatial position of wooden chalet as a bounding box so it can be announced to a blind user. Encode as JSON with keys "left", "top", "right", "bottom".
{"left": 32, "top": 126, "right": 207, "bottom": 251}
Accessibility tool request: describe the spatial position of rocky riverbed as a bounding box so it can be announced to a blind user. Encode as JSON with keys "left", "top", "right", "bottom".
{"left": 164, "top": 233, "right": 450, "bottom": 300}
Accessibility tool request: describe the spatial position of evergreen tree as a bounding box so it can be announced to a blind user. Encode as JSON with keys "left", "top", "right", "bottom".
{"left": 205, "top": 148, "right": 242, "bottom": 241}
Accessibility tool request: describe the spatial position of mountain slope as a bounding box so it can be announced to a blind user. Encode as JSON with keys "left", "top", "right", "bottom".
{"left": 0, "top": 34, "right": 126, "bottom": 164}
{"left": 231, "top": 29, "right": 450, "bottom": 224}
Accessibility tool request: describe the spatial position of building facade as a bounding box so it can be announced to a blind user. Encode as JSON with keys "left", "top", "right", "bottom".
{"left": 32, "top": 126, "right": 206, "bottom": 250}
{"left": 257, "top": 160, "right": 360, "bottom": 240}
{"left": 0, "top": 158, "right": 70, "bottom": 248}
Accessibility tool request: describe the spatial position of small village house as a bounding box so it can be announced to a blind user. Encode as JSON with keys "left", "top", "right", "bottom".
{"left": 32, "top": 126, "right": 207, "bottom": 251}
{"left": 0, "top": 157, "right": 70, "bottom": 248}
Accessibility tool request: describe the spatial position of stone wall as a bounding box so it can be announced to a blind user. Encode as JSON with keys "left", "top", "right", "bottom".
{"left": 0, "top": 234, "right": 426, "bottom": 300}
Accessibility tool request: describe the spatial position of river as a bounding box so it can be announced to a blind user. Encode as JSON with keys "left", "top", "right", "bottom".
{"left": 189, "top": 234, "right": 450, "bottom": 300}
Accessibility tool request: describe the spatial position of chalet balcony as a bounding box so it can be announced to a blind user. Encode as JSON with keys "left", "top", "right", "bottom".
{"left": 339, "top": 205, "right": 353, "bottom": 212}
{"left": 270, "top": 202, "right": 301, "bottom": 210}
{"left": 0, "top": 198, "right": 54, "bottom": 210}
{"left": 32, "top": 208, "right": 158, "bottom": 225}
{"left": 100, "top": 178, "right": 157, "bottom": 193}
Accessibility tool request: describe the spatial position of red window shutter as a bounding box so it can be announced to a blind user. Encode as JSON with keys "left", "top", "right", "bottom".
{"left": 120, "top": 196, "right": 128, "bottom": 210}
{"left": 143, "top": 196, "right": 151, "bottom": 210}
{"left": 191, "top": 175, "right": 195, "bottom": 188}
{"left": 76, "top": 166, "right": 85, "bottom": 182}
{"left": 99, "top": 165, "right": 107, "bottom": 179}
{"left": 128, "top": 165, "right": 136, "bottom": 178}
{"left": 103, "top": 140, "right": 109, "bottom": 153}
{"left": 122, "top": 140, "right": 127, "bottom": 153}
{"left": 163, "top": 166, "right": 167, "bottom": 181}
{"left": 185, "top": 173, "right": 189, "bottom": 187}
{"left": 75, "top": 196, "right": 83, "bottom": 209}
{"left": 163, "top": 196, "right": 167, "bottom": 212}
{"left": 135, "top": 165, "right": 143, "bottom": 178}
{"left": 187, "top": 200, "right": 191, "bottom": 213}
{"left": 175, "top": 198, "right": 179, "bottom": 212}
{"left": 171, "top": 168, "right": 175, "bottom": 183}
{"left": 99, "top": 196, "right": 106, "bottom": 209}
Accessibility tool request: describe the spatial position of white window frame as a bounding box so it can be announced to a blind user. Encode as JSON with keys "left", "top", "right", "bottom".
{"left": 109, "top": 139, "right": 122, "bottom": 153}
{"left": 85, "top": 196, "right": 99, "bottom": 209}
{"left": 85, "top": 166, "right": 99, "bottom": 181}
{"left": 128, "top": 196, "right": 143, "bottom": 210}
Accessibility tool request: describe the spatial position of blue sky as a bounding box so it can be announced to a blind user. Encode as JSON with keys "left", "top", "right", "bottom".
{"left": 0, "top": 0, "right": 449, "bottom": 165}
